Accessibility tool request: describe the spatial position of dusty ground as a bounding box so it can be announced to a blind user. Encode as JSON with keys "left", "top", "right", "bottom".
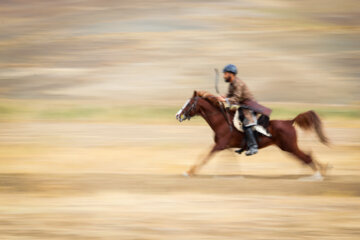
{"left": 0, "top": 121, "right": 359, "bottom": 239}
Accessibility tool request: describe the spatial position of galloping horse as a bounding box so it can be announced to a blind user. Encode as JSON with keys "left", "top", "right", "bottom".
{"left": 176, "top": 90, "right": 329, "bottom": 180}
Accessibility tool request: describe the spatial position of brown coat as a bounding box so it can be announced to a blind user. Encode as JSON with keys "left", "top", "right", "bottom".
{"left": 226, "top": 77, "right": 272, "bottom": 116}
{"left": 226, "top": 77, "right": 255, "bottom": 104}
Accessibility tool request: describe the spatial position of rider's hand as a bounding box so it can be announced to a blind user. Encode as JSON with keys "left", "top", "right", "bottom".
{"left": 217, "top": 96, "right": 225, "bottom": 102}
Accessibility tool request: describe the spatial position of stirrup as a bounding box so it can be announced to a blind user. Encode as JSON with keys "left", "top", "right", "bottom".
{"left": 235, "top": 148, "right": 244, "bottom": 154}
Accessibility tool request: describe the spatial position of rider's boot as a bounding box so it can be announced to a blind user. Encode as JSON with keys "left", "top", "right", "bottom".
{"left": 244, "top": 126, "right": 258, "bottom": 156}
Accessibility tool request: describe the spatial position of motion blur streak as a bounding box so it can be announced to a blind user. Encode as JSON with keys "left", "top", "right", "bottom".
{"left": 0, "top": 0, "right": 359, "bottom": 239}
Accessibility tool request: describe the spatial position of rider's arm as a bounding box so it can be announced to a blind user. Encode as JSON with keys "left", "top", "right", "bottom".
{"left": 226, "top": 81, "right": 244, "bottom": 104}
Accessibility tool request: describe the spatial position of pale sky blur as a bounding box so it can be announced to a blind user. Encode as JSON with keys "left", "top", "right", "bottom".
{"left": 0, "top": 0, "right": 359, "bottom": 104}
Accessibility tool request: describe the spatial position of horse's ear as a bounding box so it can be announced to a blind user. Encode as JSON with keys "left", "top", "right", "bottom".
{"left": 193, "top": 90, "right": 197, "bottom": 97}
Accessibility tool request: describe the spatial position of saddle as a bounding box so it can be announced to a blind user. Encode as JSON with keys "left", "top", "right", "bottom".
{"left": 224, "top": 101, "right": 272, "bottom": 137}
{"left": 233, "top": 110, "right": 271, "bottom": 137}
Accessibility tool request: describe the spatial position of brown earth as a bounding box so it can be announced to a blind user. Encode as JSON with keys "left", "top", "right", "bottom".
{"left": 0, "top": 121, "right": 359, "bottom": 239}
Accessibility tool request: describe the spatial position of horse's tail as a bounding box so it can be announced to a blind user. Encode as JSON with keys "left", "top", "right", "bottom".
{"left": 291, "top": 110, "right": 329, "bottom": 145}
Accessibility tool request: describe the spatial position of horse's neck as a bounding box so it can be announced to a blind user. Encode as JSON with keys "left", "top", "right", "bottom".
{"left": 198, "top": 99, "right": 229, "bottom": 133}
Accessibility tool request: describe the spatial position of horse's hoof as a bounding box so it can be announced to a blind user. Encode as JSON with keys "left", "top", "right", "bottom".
{"left": 183, "top": 172, "right": 190, "bottom": 177}
{"left": 319, "top": 163, "right": 333, "bottom": 176}
{"left": 214, "top": 175, "right": 245, "bottom": 179}
{"left": 298, "top": 176, "right": 323, "bottom": 182}
{"left": 298, "top": 172, "right": 324, "bottom": 182}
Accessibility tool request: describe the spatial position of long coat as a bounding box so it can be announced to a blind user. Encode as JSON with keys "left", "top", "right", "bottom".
{"left": 226, "top": 77, "right": 272, "bottom": 116}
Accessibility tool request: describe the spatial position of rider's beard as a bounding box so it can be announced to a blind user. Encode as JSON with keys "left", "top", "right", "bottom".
{"left": 224, "top": 76, "right": 231, "bottom": 83}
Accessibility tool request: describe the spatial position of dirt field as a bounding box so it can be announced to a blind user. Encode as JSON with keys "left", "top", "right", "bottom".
{"left": 0, "top": 121, "right": 359, "bottom": 239}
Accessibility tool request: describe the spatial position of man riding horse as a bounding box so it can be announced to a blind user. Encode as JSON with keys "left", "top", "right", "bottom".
{"left": 176, "top": 66, "right": 328, "bottom": 179}
{"left": 217, "top": 64, "right": 272, "bottom": 156}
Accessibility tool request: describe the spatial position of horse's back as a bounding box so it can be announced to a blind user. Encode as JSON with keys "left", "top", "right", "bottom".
{"left": 269, "top": 119, "right": 296, "bottom": 138}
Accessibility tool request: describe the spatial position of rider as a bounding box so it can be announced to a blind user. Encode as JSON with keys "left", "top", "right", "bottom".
{"left": 216, "top": 64, "right": 259, "bottom": 156}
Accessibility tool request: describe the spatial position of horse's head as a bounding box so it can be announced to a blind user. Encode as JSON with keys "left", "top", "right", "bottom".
{"left": 176, "top": 91, "right": 200, "bottom": 122}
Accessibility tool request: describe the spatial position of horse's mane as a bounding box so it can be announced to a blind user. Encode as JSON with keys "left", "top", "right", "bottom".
{"left": 196, "top": 90, "right": 236, "bottom": 113}
{"left": 195, "top": 90, "right": 220, "bottom": 107}
{"left": 195, "top": 90, "right": 235, "bottom": 118}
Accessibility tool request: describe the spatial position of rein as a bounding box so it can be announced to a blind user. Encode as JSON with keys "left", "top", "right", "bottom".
{"left": 187, "top": 96, "right": 233, "bottom": 132}
{"left": 177, "top": 96, "right": 234, "bottom": 133}
{"left": 218, "top": 102, "right": 233, "bottom": 132}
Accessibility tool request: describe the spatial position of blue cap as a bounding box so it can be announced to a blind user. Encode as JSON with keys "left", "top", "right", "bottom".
{"left": 223, "top": 64, "right": 237, "bottom": 75}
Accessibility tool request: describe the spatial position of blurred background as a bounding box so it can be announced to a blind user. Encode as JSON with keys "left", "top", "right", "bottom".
{"left": 0, "top": 0, "right": 359, "bottom": 239}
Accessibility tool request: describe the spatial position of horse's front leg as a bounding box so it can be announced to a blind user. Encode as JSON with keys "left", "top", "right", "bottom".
{"left": 184, "top": 143, "right": 225, "bottom": 177}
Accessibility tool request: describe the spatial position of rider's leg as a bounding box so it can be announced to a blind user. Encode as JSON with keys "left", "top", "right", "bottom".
{"left": 235, "top": 108, "right": 246, "bottom": 154}
{"left": 243, "top": 108, "right": 256, "bottom": 126}
{"left": 243, "top": 125, "right": 258, "bottom": 156}
{"left": 242, "top": 108, "right": 258, "bottom": 156}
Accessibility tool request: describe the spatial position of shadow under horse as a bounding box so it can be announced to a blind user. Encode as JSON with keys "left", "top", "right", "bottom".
{"left": 176, "top": 91, "right": 330, "bottom": 181}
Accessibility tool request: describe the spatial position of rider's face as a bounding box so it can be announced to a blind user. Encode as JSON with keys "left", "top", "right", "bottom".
{"left": 223, "top": 72, "right": 233, "bottom": 83}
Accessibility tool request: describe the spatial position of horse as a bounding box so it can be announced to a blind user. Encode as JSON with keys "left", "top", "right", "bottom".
{"left": 175, "top": 90, "right": 330, "bottom": 181}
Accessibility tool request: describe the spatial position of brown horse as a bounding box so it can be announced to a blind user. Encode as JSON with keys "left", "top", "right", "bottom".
{"left": 176, "top": 90, "right": 329, "bottom": 180}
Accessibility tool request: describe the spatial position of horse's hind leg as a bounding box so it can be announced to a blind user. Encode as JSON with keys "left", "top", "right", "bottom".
{"left": 281, "top": 143, "right": 325, "bottom": 180}
{"left": 275, "top": 124, "right": 324, "bottom": 180}
{"left": 292, "top": 149, "right": 327, "bottom": 181}
{"left": 281, "top": 138, "right": 328, "bottom": 176}
{"left": 290, "top": 148, "right": 317, "bottom": 172}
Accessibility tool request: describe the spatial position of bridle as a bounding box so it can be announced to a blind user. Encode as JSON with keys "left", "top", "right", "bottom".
{"left": 176, "top": 96, "right": 233, "bottom": 132}
{"left": 176, "top": 96, "right": 199, "bottom": 122}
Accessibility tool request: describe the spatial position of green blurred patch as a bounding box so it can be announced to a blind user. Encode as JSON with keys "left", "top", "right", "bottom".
{"left": 0, "top": 102, "right": 31, "bottom": 121}
{"left": 37, "top": 105, "right": 179, "bottom": 123}
{"left": 270, "top": 105, "right": 360, "bottom": 120}
{"left": 39, "top": 107, "right": 108, "bottom": 119}
{"left": 0, "top": 106, "right": 15, "bottom": 114}
{"left": 0, "top": 100, "right": 358, "bottom": 124}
